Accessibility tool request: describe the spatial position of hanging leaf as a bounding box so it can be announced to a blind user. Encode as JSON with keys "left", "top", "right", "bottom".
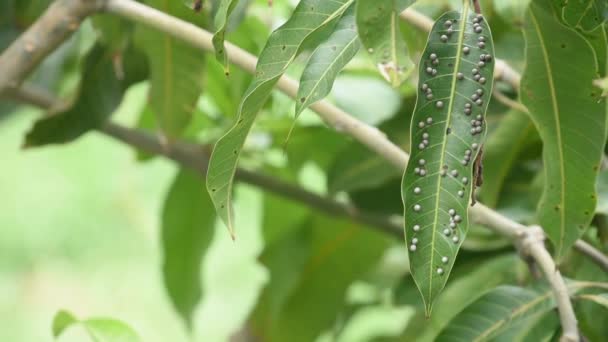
{"left": 212, "top": 0, "right": 240, "bottom": 74}
{"left": 436, "top": 281, "right": 603, "bottom": 341}
{"left": 24, "top": 43, "right": 147, "bottom": 147}
{"left": 401, "top": 4, "right": 495, "bottom": 315}
{"left": 206, "top": 0, "right": 353, "bottom": 237}
{"left": 135, "top": 0, "right": 206, "bottom": 139}
{"left": 294, "top": 5, "right": 359, "bottom": 122}
{"left": 52, "top": 310, "right": 140, "bottom": 342}
{"left": 520, "top": 1, "right": 607, "bottom": 260}
{"left": 162, "top": 169, "right": 216, "bottom": 328}
{"left": 356, "top": 0, "right": 415, "bottom": 86}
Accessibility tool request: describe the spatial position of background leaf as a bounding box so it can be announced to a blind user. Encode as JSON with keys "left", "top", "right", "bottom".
{"left": 356, "top": 0, "right": 415, "bottom": 86}
{"left": 520, "top": 1, "right": 607, "bottom": 259}
{"left": 135, "top": 0, "right": 206, "bottom": 139}
{"left": 401, "top": 5, "right": 495, "bottom": 314}
{"left": 206, "top": 0, "right": 353, "bottom": 237}
{"left": 24, "top": 43, "right": 147, "bottom": 147}
{"left": 161, "top": 169, "right": 216, "bottom": 328}
{"left": 212, "top": 0, "right": 240, "bottom": 73}
{"left": 51, "top": 310, "right": 140, "bottom": 342}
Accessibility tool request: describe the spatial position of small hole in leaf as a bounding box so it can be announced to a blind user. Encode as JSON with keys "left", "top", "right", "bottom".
{"left": 282, "top": 45, "right": 286, "bottom": 51}
{"left": 233, "top": 150, "right": 238, "bottom": 155}
{"left": 212, "top": 188, "right": 216, "bottom": 192}
{"left": 446, "top": 127, "right": 451, "bottom": 135}
{"left": 560, "top": 43, "right": 566, "bottom": 48}
{"left": 300, "top": 97, "right": 306, "bottom": 103}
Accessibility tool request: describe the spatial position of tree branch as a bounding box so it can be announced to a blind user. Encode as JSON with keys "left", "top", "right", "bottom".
{"left": 0, "top": 0, "right": 104, "bottom": 94}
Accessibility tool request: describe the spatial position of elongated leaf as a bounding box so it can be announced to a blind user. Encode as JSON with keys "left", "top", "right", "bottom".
{"left": 436, "top": 282, "right": 603, "bottom": 341}
{"left": 24, "top": 43, "right": 147, "bottom": 147}
{"left": 162, "top": 169, "right": 215, "bottom": 328}
{"left": 479, "top": 110, "right": 537, "bottom": 207}
{"left": 212, "top": 0, "right": 239, "bottom": 74}
{"left": 356, "top": 0, "right": 415, "bottom": 86}
{"left": 579, "top": 293, "right": 608, "bottom": 309}
{"left": 295, "top": 5, "right": 359, "bottom": 120}
{"left": 521, "top": 1, "right": 607, "bottom": 259}
{"left": 52, "top": 310, "right": 140, "bottom": 342}
{"left": 401, "top": 5, "right": 495, "bottom": 315}
{"left": 207, "top": 0, "right": 353, "bottom": 237}
{"left": 556, "top": 0, "right": 607, "bottom": 32}
{"left": 135, "top": 0, "right": 205, "bottom": 139}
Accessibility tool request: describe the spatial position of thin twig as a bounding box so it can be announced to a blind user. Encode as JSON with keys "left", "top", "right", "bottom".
{"left": 472, "top": 0, "right": 481, "bottom": 14}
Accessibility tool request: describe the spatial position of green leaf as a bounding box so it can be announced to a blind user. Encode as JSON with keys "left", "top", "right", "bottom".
{"left": 135, "top": 0, "right": 206, "bottom": 139}
{"left": 356, "top": 0, "right": 415, "bottom": 86}
{"left": 557, "top": 0, "right": 607, "bottom": 32}
{"left": 294, "top": 5, "right": 360, "bottom": 121}
{"left": 401, "top": 5, "right": 495, "bottom": 315}
{"left": 162, "top": 169, "right": 216, "bottom": 328}
{"left": 206, "top": 0, "right": 353, "bottom": 237}
{"left": 579, "top": 293, "right": 608, "bottom": 309}
{"left": 51, "top": 310, "right": 140, "bottom": 342}
{"left": 520, "top": 1, "right": 607, "bottom": 259}
{"left": 492, "top": 0, "right": 531, "bottom": 25}
{"left": 212, "top": 0, "right": 240, "bottom": 74}
{"left": 479, "top": 110, "right": 537, "bottom": 208}
{"left": 436, "top": 281, "right": 600, "bottom": 341}
{"left": 250, "top": 216, "right": 390, "bottom": 342}
{"left": 24, "top": 43, "right": 147, "bottom": 147}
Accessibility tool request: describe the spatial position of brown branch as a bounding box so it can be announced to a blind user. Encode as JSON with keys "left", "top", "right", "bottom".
{"left": 0, "top": 0, "right": 104, "bottom": 94}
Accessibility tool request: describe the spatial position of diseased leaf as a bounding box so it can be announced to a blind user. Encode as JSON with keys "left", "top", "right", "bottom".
{"left": 24, "top": 43, "right": 147, "bottom": 147}
{"left": 521, "top": 1, "right": 607, "bottom": 259}
{"left": 212, "top": 0, "right": 240, "bottom": 73}
{"left": 206, "top": 0, "right": 353, "bottom": 237}
{"left": 436, "top": 281, "right": 602, "bottom": 341}
{"left": 136, "top": 0, "right": 205, "bottom": 139}
{"left": 162, "top": 169, "right": 215, "bottom": 328}
{"left": 479, "top": 110, "right": 537, "bottom": 207}
{"left": 401, "top": 5, "right": 495, "bottom": 315}
{"left": 356, "top": 0, "right": 415, "bottom": 86}
{"left": 51, "top": 310, "right": 140, "bottom": 342}
{"left": 294, "top": 5, "right": 359, "bottom": 122}
{"left": 579, "top": 293, "right": 608, "bottom": 309}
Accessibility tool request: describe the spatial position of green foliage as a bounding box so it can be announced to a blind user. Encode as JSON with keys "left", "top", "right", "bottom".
{"left": 206, "top": 0, "right": 353, "bottom": 237}
{"left": 521, "top": 0, "right": 607, "bottom": 259}
{"left": 162, "top": 169, "right": 216, "bottom": 328}
{"left": 52, "top": 310, "right": 140, "bottom": 342}
{"left": 356, "top": 0, "right": 415, "bottom": 86}
{"left": 401, "top": 4, "right": 495, "bottom": 314}
{"left": 212, "top": 0, "right": 240, "bottom": 73}
{"left": 135, "top": 0, "right": 206, "bottom": 139}
{"left": 24, "top": 43, "right": 147, "bottom": 147}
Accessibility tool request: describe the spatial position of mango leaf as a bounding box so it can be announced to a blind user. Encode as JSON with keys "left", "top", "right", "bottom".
{"left": 135, "top": 0, "right": 205, "bottom": 139}
{"left": 356, "top": 0, "right": 415, "bottom": 86}
{"left": 294, "top": 5, "right": 360, "bottom": 121}
{"left": 521, "top": 1, "right": 607, "bottom": 260}
{"left": 52, "top": 310, "right": 140, "bottom": 342}
{"left": 24, "top": 43, "right": 147, "bottom": 147}
{"left": 479, "top": 110, "right": 537, "bottom": 208}
{"left": 492, "top": 0, "right": 531, "bottom": 25}
{"left": 556, "top": 0, "right": 607, "bottom": 32}
{"left": 401, "top": 5, "right": 495, "bottom": 315}
{"left": 162, "top": 169, "right": 216, "bottom": 328}
{"left": 436, "top": 281, "right": 602, "bottom": 341}
{"left": 212, "top": 0, "right": 240, "bottom": 74}
{"left": 206, "top": 0, "right": 353, "bottom": 237}
{"left": 493, "top": 312, "right": 560, "bottom": 342}
{"left": 579, "top": 293, "right": 608, "bottom": 309}
{"left": 249, "top": 216, "right": 390, "bottom": 342}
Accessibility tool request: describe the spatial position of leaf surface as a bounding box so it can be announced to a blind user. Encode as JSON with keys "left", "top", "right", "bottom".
{"left": 212, "top": 0, "right": 240, "bottom": 73}
{"left": 206, "top": 0, "right": 353, "bottom": 236}
{"left": 162, "top": 169, "right": 216, "bottom": 328}
{"left": 401, "top": 4, "right": 495, "bottom": 315}
{"left": 135, "top": 0, "right": 205, "bottom": 139}
{"left": 521, "top": 1, "right": 607, "bottom": 259}
{"left": 356, "top": 0, "right": 415, "bottom": 86}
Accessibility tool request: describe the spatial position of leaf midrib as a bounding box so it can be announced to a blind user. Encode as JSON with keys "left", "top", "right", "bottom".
{"left": 427, "top": 2, "right": 469, "bottom": 308}
{"left": 528, "top": 6, "right": 567, "bottom": 255}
